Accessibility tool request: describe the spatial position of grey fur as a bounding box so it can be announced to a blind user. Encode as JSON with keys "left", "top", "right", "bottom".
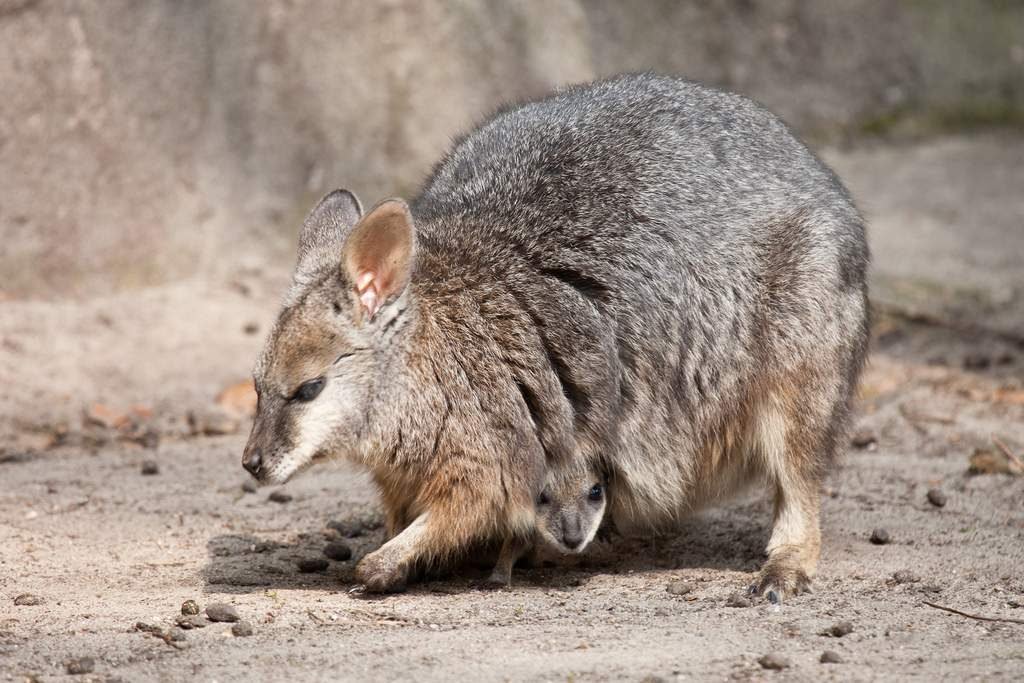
{"left": 246, "top": 73, "right": 869, "bottom": 594}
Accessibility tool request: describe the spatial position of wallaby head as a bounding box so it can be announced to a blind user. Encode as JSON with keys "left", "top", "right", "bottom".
{"left": 534, "top": 460, "right": 607, "bottom": 554}
{"left": 242, "top": 189, "right": 417, "bottom": 485}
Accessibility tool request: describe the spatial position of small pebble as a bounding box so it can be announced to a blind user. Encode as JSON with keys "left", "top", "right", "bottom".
{"left": 241, "top": 480, "right": 258, "bottom": 494}
{"left": 726, "top": 593, "right": 752, "bottom": 608}
{"left": 326, "top": 514, "right": 382, "bottom": 538}
{"left": 963, "top": 353, "right": 991, "bottom": 370}
{"left": 850, "top": 429, "right": 877, "bottom": 450}
{"left": 870, "top": 528, "right": 891, "bottom": 545}
{"left": 175, "top": 614, "right": 209, "bottom": 629}
{"left": 65, "top": 657, "right": 95, "bottom": 675}
{"left": 167, "top": 628, "right": 187, "bottom": 642}
{"left": 823, "top": 620, "right": 854, "bottom": 637}
{"left": 891, "top": 570, "right": 920, "bottom": 585}
{"left": 181, "top": 599, "right": 200, "bottom": 616}
{"left": 820, "top": 650, "right": 843, "bottom": 664}
{"left": 324, "top": 542, "right": 353, "bottom": 562}
{"left": 758, "top": 654, "right": 790, "bottom": 671}
{"left": 926, "top": 488, "right": 947, "bottom": 508}
{"left": 140, "top": 460, "right": 159, "bottom": 476}
{"left": 243, "top": 322, "right": 260, "bottom": 335}
{"left": 665, "top": 580, "right": 694, "bottom": 596}
{"left": 297, "top": 558, "right": 330, "bottom": 573}
{"left": 13, "top": 593, "right": 43, "bottom": 606}
{"left": 205, "top": 603, "right": 240, "bottom": 623}
{"left": 231, "top": 621, "right": 255, "bottom": 637}
{"left": 268, "top": 490, "right": 293, "bottom": 504}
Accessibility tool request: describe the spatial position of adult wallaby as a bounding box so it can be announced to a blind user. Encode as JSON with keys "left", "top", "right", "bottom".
{"left": 242, "top": 73, "right": 869, "bottom": 598}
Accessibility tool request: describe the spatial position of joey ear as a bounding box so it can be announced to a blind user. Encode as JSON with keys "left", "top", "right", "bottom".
{"left": 295, "top": 189, "right": 363, "bottom": 276}
{"left": 342, "top": 198, "right": 416, "bottom": 319}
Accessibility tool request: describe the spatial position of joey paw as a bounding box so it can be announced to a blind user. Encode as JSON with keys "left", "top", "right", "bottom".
{"left": 481, "top": 571, "right": 513, "bottom": 590}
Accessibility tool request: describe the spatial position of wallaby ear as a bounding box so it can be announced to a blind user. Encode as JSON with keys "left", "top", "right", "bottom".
{"left": 342, "top": 198, "right": 416, "bottom": 319}
{"left": 295, "top": 189, "right": 363, "bottom": 275}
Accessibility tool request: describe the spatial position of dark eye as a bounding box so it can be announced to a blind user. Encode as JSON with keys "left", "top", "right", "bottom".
{"left": 537, "top": 490, "right": 551, "bottom": 506}
{"left": 292, "top": 377, "right": 325, "bottom": 402}
{"left": 588, "top": 484, "right": 603, "bottom": 502}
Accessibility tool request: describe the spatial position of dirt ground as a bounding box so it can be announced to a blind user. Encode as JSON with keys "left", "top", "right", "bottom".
{"left": 2, "top": 134, "right": 1024, "bottom": 682}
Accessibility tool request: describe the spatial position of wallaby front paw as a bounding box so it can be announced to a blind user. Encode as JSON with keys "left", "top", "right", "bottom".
{"left": 355, "top": 549, "right": 409, "bottom": 593}
{"left": 748, "top": 560, "right": 812, "bottom": 604}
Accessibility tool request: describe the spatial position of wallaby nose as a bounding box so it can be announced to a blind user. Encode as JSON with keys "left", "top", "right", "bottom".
{"left": 561, "top": 516, "right": 584, "bottom": 550}
{"left": 242, "top": 448, "right": 262, "bottom": 477}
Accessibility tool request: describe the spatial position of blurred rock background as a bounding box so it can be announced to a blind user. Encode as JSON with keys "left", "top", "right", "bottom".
{"left": 1, "top": 0, "right": 1023, "bottom": 444}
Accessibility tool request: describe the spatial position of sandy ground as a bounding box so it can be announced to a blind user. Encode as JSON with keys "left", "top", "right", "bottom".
{"left": 2, "top": 133, "right": 1024, "bottom": 681}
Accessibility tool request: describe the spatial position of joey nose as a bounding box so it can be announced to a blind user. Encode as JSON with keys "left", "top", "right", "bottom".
{"left": 562, "top": 516, "right": 584, "bottom": 550}
{"left": 242, "top": 449, "right": 262, "bottom": 477}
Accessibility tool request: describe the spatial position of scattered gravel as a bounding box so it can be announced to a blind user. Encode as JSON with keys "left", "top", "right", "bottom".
{"left": 758, "top": 654, "right": 789, "bottom": 670}
{"left": 231, "top": 621, "right": 255, "bottom": 637}
{"left": 822, "top": 620, "right": 854, "bottom": 638}
{"left": 324, "top": 542, "right": 353, "bottom": 562}
{"left": 205, "top": 603, "right": 240, "bottom": 623}
{"left": 268, "top": 491, "right": 293, "bottom": 504}
{"left": 65, "top": 657, "right": 95, "bottom": 675}
{"left": 726, "top": 593, "right": 752, "bottom": 608}
{"left": 176, "top": 614, "right": 209, "bottom": 629}
{"left": 140, "top": 460, "right": 159, "bottom": 476}
{"left": 891, "top": 570, "right": 921, "bottom": 585}
{"left": 13, "top": 593, "right": 43, "bottom": 606}
{"left": 926, "top": 488, "right": 947, "bottom": 508}
{"left": 820, "top": 650, "right": 843, "bottom": 664}
{"left": 298, "top": 558, "right": 330, "bottom": 573}
{"left": 870, "top": 528, "right": 891, "bottom": 545}
{"left": 326, "top": 512, "right": 383, "bottom": 538}
{"left": 241, "top": 480, "right": 258, "bottom": 494}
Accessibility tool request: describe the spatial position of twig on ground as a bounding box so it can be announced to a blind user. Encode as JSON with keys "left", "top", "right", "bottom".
{"left": 991, "top": 435, "right": 1024, "bottom": 472}
{"left": 899, "top": 404, "right": 955, "bottom": 434}
{"left": 922, "top": 601, "right": 1024, "bottom": 625}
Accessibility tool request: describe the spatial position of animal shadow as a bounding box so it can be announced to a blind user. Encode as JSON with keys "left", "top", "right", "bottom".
{"left": 201, "top": 502, "right": 770, "bottom": 595}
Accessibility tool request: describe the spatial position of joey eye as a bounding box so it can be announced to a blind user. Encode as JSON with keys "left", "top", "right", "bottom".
{"left": 292, "top": 377, "right": 325, "bottom": 402}
{"left": 537, "top": 490, "right": 551, "bottom": 506}
{"left": 588, "top": 484, "right": 603, "bottom": 502}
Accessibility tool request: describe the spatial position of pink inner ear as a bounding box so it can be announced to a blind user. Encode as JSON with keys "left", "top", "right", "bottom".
{"left": 356, "top": 270, "right": 380, "bottom": 318}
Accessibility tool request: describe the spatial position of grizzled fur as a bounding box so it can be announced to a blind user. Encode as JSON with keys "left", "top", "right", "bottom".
{"left": 244, "top": 73, "right": 869, "bottom": 596}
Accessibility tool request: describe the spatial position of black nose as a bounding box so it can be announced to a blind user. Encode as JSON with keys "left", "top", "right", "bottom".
{"left": 242, "top": 449, "right": 262, "bottom": 477}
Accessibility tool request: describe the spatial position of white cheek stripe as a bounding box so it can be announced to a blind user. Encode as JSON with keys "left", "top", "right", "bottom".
{"left": 264, "top": 389, "right": 345, "bottom": 484}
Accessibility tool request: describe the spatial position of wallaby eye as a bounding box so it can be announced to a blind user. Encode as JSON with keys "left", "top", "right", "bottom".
{"left": 588, "top": 484, "right": 603, "bottom": 502}
{"left": 292, "top": 377, "right": 326, "bottom": 402}
{"left": 537, "top": 490, "right": 551, "bottom": 506}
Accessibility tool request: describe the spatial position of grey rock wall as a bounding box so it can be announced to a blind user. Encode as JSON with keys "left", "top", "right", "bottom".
{"left": 1, "top": 0, "right": 1021, "bottom": 299}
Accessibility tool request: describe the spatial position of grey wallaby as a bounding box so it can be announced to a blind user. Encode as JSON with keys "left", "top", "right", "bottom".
{"left": 242, "top": 73, "right": 869, "bottom": 598}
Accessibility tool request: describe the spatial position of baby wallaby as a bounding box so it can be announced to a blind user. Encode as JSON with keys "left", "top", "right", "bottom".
{"left": 243, "top": 73, "right": 868, "bottom": 598}
{"left": 488, "top": 460, "right": 607, "bottom": 586}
